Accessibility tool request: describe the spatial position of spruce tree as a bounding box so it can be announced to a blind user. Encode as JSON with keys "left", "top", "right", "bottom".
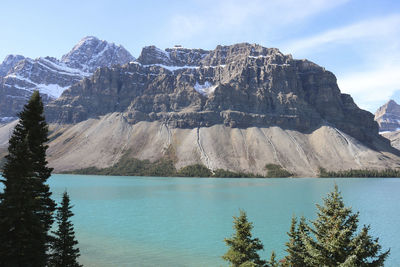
{"left": 50, "top": 191, "right": 82, "bottom": 267}
{"left": 22, "top": 90, "right": 56, "bottom": 239}
{"left": 283, "top": 216, "right": 309, "bottom": 267}
{"left": 268, "top": 251, "right": 279, "bottom": 267}
{"left": 302, "top": 185, "right": 390, "bottom": 266}
{"left": 0, "top": 91, "right": 56, "bottom": 266}
{"left": 222, "top": 210, "right": 266, "bottom": 267}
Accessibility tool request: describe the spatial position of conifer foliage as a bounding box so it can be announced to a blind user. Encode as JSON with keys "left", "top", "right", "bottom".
{"left": 222, "top": 210, "right": 266, "bottom": 267}
{"left": 283, "top": 216, "right": 309, "bottom": 267}
{"left": 0, "top": 91, "right": 56, "bottom": 266}
{"left": 285, "top": 185, "right": 390, "bottom": 266}
{"left": 50, "top": 191, "right": 82, "bottom": 267}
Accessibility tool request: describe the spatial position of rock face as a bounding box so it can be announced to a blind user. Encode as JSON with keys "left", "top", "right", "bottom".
{"left": 2, "top": 42, "right": 398, "bottom": 176}
{"left": 0, "top": 55, "right": 25, "bottom": 76}
{"left": 0, "top": 36, "right": 134, "bottom": 121}
{"left": 375, "top": 100, "right": 400, "bottom": 132}
{"left": 47, "top": 43, "right": 380, "bottom": 145}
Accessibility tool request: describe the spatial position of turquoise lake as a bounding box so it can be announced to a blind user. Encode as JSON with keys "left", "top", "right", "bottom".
{"left": 11, "top": 175, "right": 400, "bottom": 266}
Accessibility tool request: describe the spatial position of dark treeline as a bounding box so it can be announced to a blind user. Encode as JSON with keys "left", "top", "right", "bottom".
{"left": 319, "top": 167, "right": 400, "bottom": 178}
{"left": 65, "top": 154, "right": 293, "bottom": 178}
{"left": 223, "top": 185, "right": 390, "bottom": 267}
{"left": 0, "top": 91, "right": 81, "bottom": 266}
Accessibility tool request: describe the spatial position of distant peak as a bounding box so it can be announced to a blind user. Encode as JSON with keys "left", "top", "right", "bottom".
{"left": 0, "top": 54, "right": 26, "bottom": 76}
{"left": 386, "top": 99, "right": 398, "bottom": 106}
{"left": 61, "top": 36, "right": 134, "bottom": 72}
{"left": 73, "top": 36, "right": 102, "bottom": 49}
{"left": 375, "top": 99, "right": 400, "bottom": 117}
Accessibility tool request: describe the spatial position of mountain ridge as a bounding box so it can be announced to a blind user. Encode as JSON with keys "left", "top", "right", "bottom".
{"left": 1, "top": 40, "right": 400, "bottom": 176}
{"left": 46, "top": 42, "right": 380, "bottom": 146}
{"left": 0, "top": 36, "right": 134, "bottom": 122}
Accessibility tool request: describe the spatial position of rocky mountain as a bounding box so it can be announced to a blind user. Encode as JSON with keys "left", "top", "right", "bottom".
{"left": 0, "top": 54, "right": 25, "bottom": 76}
{"left": 374, "top": 100, "right": 400, "bottom": 132}
{"left": 1, "top": 42, "right": 399, "bottom": 176}
{"left": 47, "top": 43, "right": 378, "bottom": 145}
{"left": 0, "top": 36, "right": 134, "bottom": 122}
{"left": 376, "top": 100, "right": 400, "bottom": 150}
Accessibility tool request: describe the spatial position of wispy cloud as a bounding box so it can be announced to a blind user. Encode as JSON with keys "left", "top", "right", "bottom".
{"left": 338, "top": 65, "right": 400, "bottom": 110}
{"left": 283, "top": 14, "right": 400, "bottom": 111}
{"left": 168, "top": 0, "right": 349, "bottom": 40}
{"left": 283, "top": 14, "right": 400, "bottom": 55}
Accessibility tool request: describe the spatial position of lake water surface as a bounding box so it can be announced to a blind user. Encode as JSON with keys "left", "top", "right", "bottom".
{"left": 18, "top": 175, "right": 400, "bottom": 266}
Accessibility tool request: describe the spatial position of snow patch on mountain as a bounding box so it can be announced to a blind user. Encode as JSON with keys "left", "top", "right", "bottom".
{"left": 0, "top": 36, "right": 134, "bottom": 120}
{"left": 194, "top": 81, "right": 217, "bottom": 96}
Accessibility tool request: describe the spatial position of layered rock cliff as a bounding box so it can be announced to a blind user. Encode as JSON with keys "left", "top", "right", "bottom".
{"left": 46, "top": 43, "right": 379, "bottom": 145}
{"left": 1, "top": 42, "right": 399, "bottom": 176}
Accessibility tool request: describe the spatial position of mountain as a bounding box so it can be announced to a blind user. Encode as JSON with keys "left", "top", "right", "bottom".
{"left": 374, "top": 100, "right": 400, "bottom": 132}
{"left": 40, "top": 43, "right": 400, "bottom": 176}
{"left": 1, "top": 43, "right": 399, "bottom": 176}
{"left": 0, "top": 54, "right": 25, "bottom": 76}
{"left": 376, "top": 100, "right": 400, "bottom": 150}
{"left": 47, "top": 43, "right": 378, "bottom": 144}
{"left": 0, "top": 36, "right": 134, "bottom": 123}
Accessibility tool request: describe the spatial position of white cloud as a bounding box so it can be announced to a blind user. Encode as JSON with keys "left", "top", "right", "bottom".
{"left": 283, "top": 14, "right": 400, "bottom": 112}
{"left": 284, "top": 14, "right": 400, "bottom": 55}
{"left": 168, "top": 0, "right": 349, "bottom": 40}
{"left": 338, "top": 64, "right": 400, "bottom": 111}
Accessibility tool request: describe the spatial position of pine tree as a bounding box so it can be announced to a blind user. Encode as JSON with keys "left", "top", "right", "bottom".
{"left": 50, "top": 191, "right": 82, "bottom": 267}
{"left": 222, "top": 210, "right": 266, "bottom": 267}
{"left": 283, "top": 216, "right": 309, "bottom": 267}
{"left": 302, "top": 185, "right": 390, "bottom": 266}
{"left": 22, "top": 90, "right": 56, "bottom": 240}
{"left": 0, "top": 91, "right": 55, "bottom": 266}
{"left": 268, "top": 251, "right": 279, "bottom": 267}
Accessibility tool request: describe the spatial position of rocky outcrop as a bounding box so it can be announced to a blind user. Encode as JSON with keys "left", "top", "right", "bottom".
{"left": 0, "top": 36, "right": 134, "bottom": 121}
{"left": 0, "top": 55, "right": 25, "bottom": 76}
{"left": 375, "top": 100, "right": 400, "bottom": 132}
{"left": 46, "top": 43, "right": 380, "bottom": 145}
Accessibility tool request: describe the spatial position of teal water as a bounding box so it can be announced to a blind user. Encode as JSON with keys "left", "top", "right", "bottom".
{"left": 5, "top": 175, "right": 400, "bottom": 266}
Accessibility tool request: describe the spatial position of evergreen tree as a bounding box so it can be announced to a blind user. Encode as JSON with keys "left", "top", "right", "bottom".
{"left": 50, "top": 191, "right": 82, "bottom": 267}
{"left": 283, "top": 216, "right": 309, "bottom": 267}
{"left": 0, "top": 91, "right": 55, "bottom": 266}
{"left": 22, "top": 90, "right": 56, "bottom": 239}
{"left": 222, "top": 210, "right": 266, "bottom": 267}
{"left": 302, "top": 185, "right": 390, "bottom": 266}
{"left": 268, "top": 251, "right": 279, "bottom": 267}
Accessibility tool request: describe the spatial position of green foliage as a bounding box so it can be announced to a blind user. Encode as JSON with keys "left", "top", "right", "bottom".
{"left": 285, "top": 185, "right": 390, "bottom": 266}
{"left": 68, "top": 156, "right": 177, "bottom": 177}
{"left": 0, "top": 91, "right": 56, "bottom": 266}
{"left": 50, "top": 191, "right": 82, "bottom": 267}
{"left": 265, "top": 164, "right": 292, "bottom": 178}
{"left": 222, "top": 210, "right": 266, "bottom": 267}
{"left": 268, "top": 251, "right": 279, "bottom": 267}
{"left": 213, "top": 169, "right": 263, "bottom": 178}
{"left": 67, "top": 154, "right": 265, "bottom": 178}
{"left": 319, "top": 167, "right": 400, "bottom": 177}
{"left": 283, "top": 216, "right": 309, "bottom": 267}
{"left": 177, "top": 164, "right": 213, "bottom": 177}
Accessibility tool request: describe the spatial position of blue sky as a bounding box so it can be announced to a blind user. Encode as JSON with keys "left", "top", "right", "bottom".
{"left": 1, "top": 0, "right": 400, "bottom": 112}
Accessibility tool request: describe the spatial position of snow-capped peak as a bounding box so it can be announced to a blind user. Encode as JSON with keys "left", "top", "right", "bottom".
{"left": 61, "top": 36, "right": 135, "bottom": 72}
{"left": 0, "top": 54, "right": 25, "bottom": 76}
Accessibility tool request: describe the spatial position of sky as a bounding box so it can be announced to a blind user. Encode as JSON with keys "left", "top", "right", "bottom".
{"left": 1, "top": 0, "right": 400, "bottom": 112}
